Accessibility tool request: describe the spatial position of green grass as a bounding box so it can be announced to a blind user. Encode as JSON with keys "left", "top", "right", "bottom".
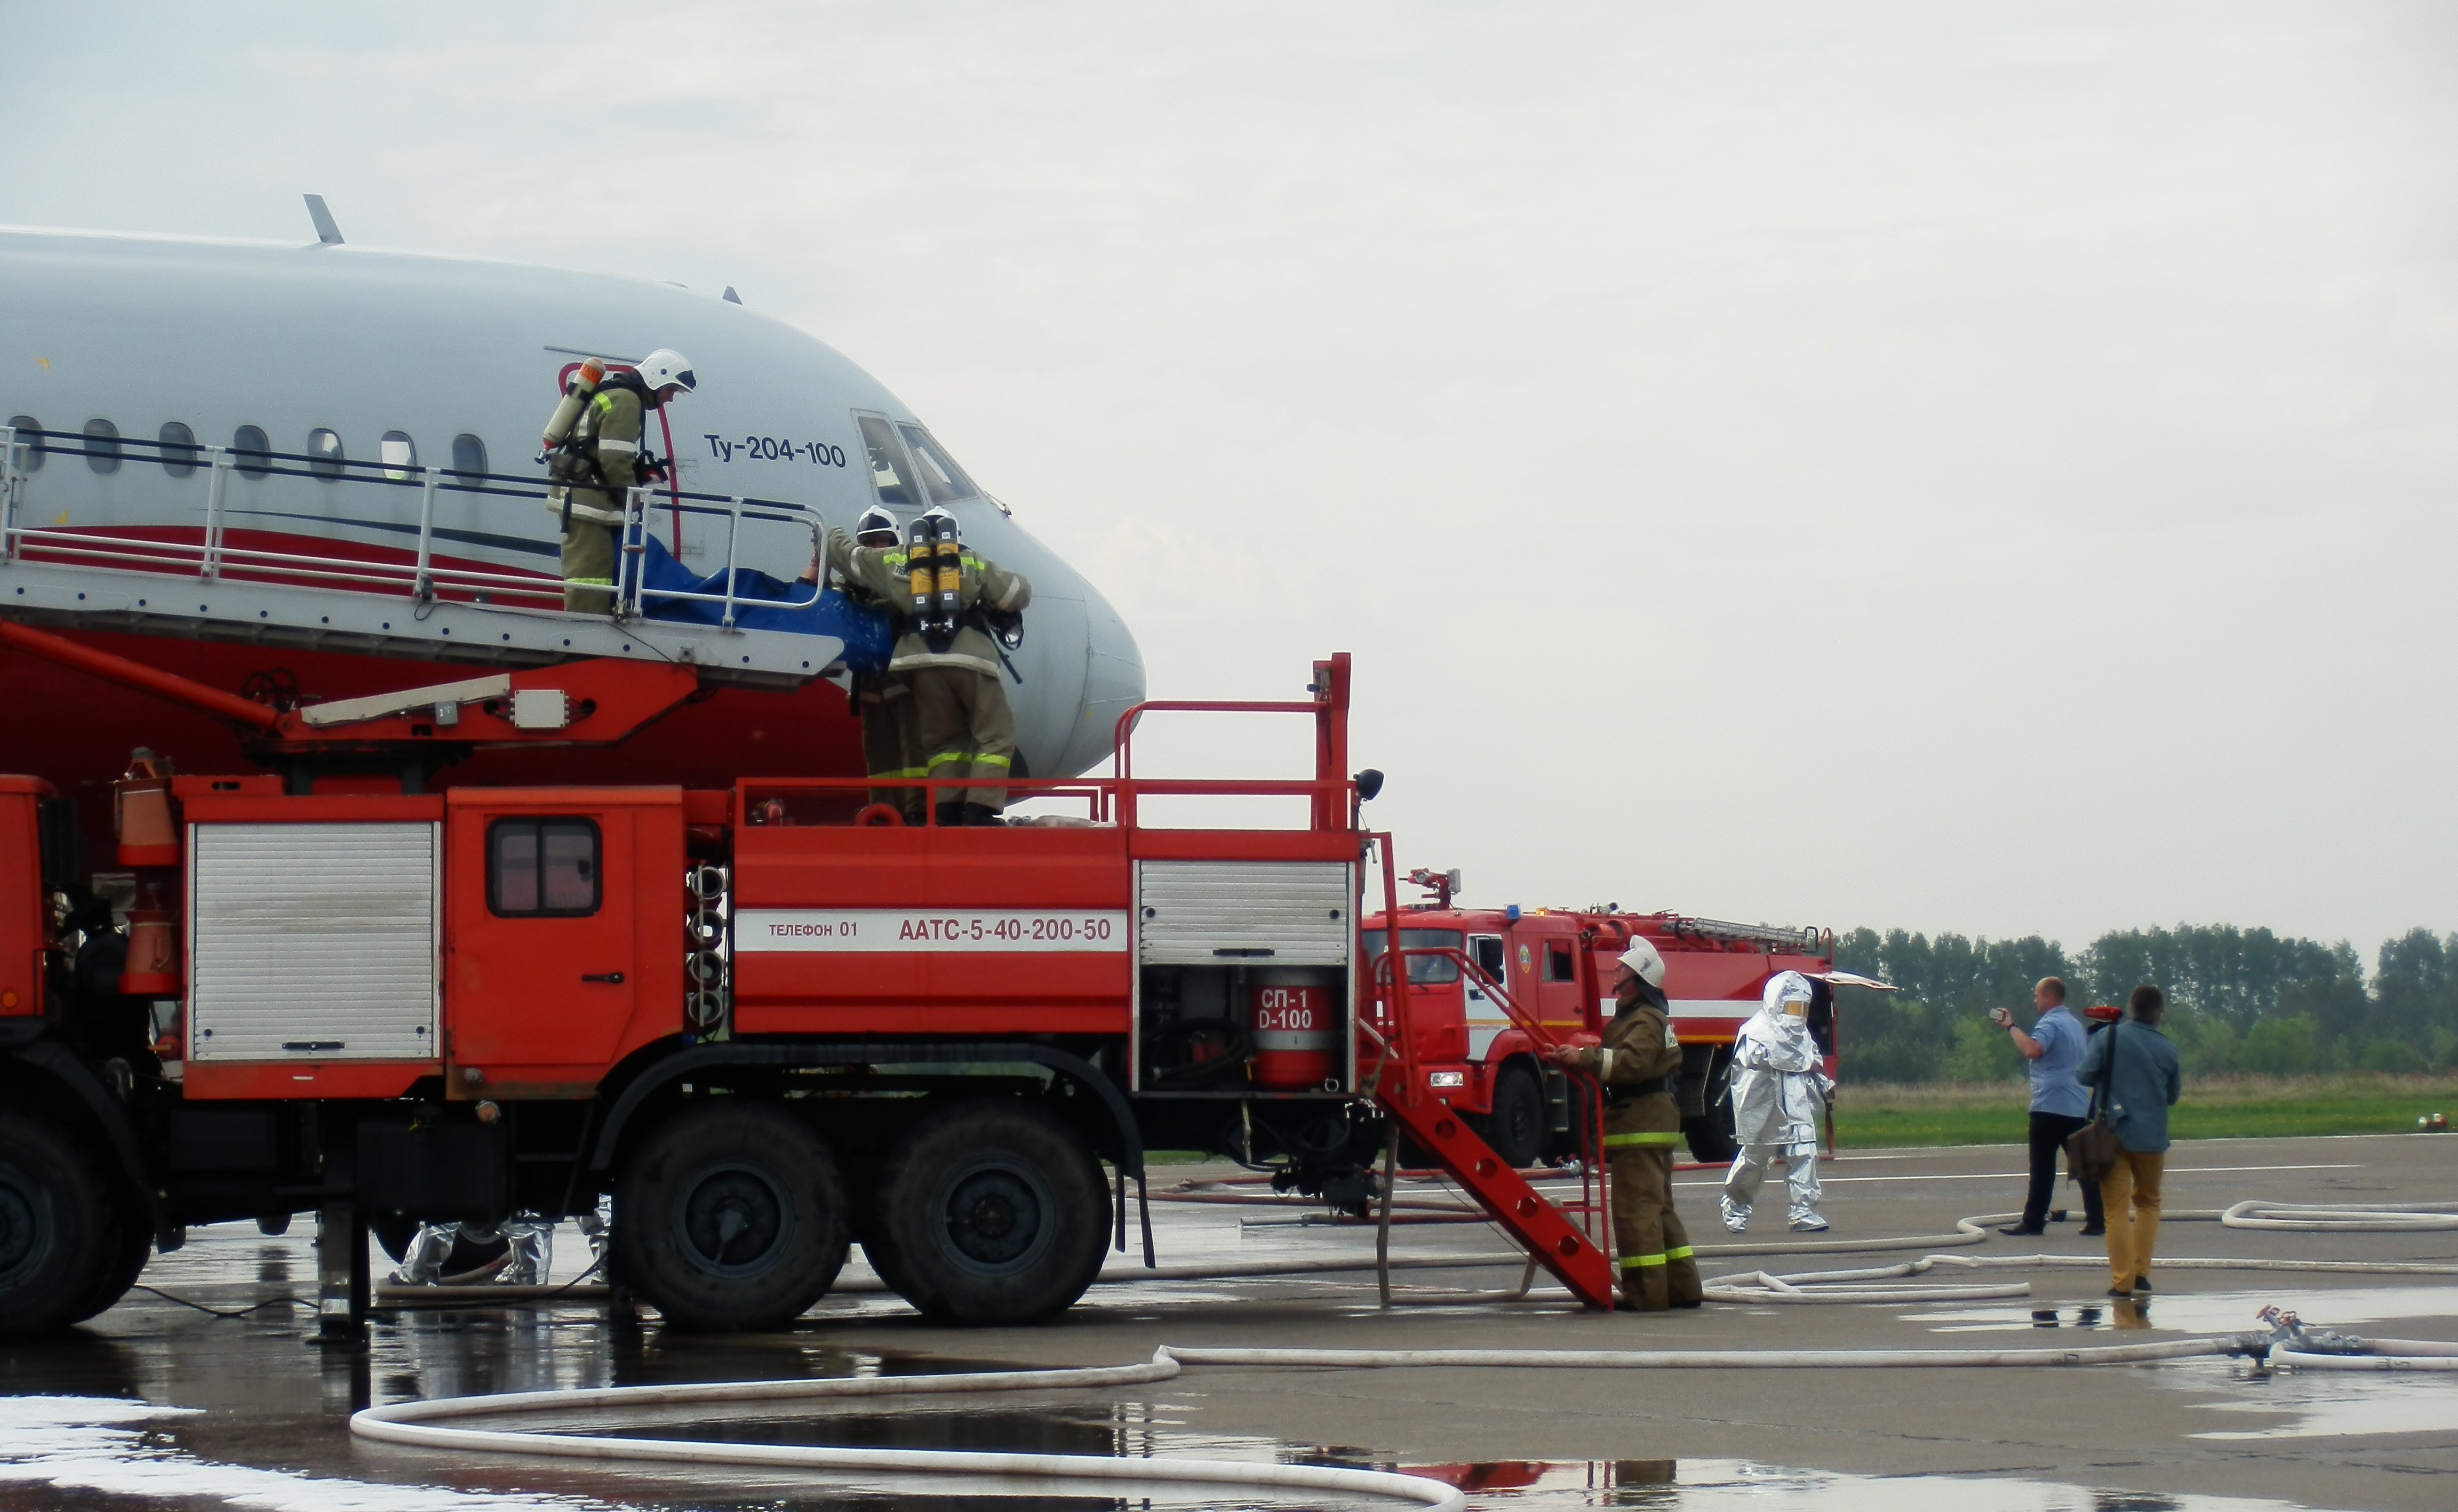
{"left": 1832, "top": 1073, "right": 2458, "bottom": 1148}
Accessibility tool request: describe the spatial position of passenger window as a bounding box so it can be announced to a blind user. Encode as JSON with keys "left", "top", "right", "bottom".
{"left": 898, "top": 424, "right": 979, "bottom": 504}
{"left": 307, "top": 425, "right": 346, "bottom": 479}
{"left": 158, "top": 421, "right": 198, "bottom": 478}
{"left": 856, "top": 415, "right": 918, "bottom": 506}
{"left": 84, "top": 419, "right": 122, "bottom": 475}
{"left": 233, "top": 425, "right": 272, "bottom": 480}
{"left": 450, "top": 433, "right": 488, "bottom": 479}
{"left": 6, "top": 416, "right": 43, "bottom": 473}
{"left": 380, "top": 430, "right": 416, "bottom": 481}
{"left": 488, "top": 818, "right": 601, "bottom": 917}
{"left": 307, "top": 428, "right": 345, "bottom": 480}
{"left": 1545, "top": 942, "right": 1575, "bottom": 982}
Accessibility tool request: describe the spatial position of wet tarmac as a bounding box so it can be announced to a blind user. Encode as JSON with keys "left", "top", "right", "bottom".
{"left": 5, "top": 1133, "right": 2453, "bottom": 1511}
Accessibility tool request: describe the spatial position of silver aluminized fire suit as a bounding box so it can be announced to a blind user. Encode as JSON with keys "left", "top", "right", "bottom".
{"left": 1720, "top": 970, "right": 1834, "bottom": 1233}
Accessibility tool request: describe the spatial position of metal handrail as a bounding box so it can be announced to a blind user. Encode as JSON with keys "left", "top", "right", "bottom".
{"left": 0, "top": 426, "right": 834, "bottom": 631}
{"left": 1363, "top": 939, "right": 1608, "bottom": 1241}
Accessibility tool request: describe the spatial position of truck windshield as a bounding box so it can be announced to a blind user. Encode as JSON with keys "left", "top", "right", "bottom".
{"left": 1360, "top": 928, "right": 1464, "bottom": 985}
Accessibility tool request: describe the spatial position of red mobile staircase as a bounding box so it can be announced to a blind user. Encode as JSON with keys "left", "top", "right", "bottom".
{"left": 1359, "top": 838, "right": 1618, "bottom": 1309}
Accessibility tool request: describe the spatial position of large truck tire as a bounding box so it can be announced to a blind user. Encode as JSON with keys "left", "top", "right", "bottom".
{"left": 1683, "top": 1099, "right": 1738, "bottom": 1165}
{"left": 0, "top": 1110, "right": 120, "bottom": 1339}
{"left": 867, "top": 1099, "right": 1109, "bottom": 1325}
{"left": 1481, "top": 1062, "right": 1546, "bottom": 1170}
{"left": 613, "top": 1103, "right": 850, "bottom": 1332}
{"left": 65, "top": 1207, "right": 154, "bottom": 1325}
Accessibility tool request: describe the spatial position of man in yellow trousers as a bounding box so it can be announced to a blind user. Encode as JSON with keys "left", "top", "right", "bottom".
{"left": 2075, "top": 985, "right": 2183, "bottom": 1301}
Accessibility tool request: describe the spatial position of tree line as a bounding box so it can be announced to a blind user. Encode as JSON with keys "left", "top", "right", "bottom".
{"left": 1831, "top": 924, "right": 2458, "bottom": 1083}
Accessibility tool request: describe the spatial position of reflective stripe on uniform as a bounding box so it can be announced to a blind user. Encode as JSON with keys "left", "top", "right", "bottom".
{"left": 566, "top": 576, "right": 614, "bottom": 586}
{"left": 1665, "top": 1245, "right": 1694, "bottom": 1261}
{"left": 1597, "top": 1048, "right": 1613, "bottom": 1079}
{"left": 1619, "top": 1253, "right": 1667, "bottom": 1268}
{"left": 972, "top": 753, "right": 1011, "bottom": 770}
{"left": 596, "top": 438, "right": 639, "bottom": 454}
{"left": 1601, "top": 1131, "right": 1681, "bottom": 1148}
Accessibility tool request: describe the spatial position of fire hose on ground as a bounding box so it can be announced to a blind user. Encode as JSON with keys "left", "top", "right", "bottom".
{"left": 352, "top": 1334, "right": 2294, "bottom": 1512}
{"left": 348, "top": 1194, "right": 2458, "bottom": 1508}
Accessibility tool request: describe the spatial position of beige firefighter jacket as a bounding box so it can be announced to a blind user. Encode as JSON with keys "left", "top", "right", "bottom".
{"left": 824, "top": 525, "right": 1031, "bottom": 676}
{"left": 545, "top": 385, "right": 645, "bottom": 528}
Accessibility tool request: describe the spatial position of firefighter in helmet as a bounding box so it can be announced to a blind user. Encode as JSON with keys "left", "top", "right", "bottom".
{"left": 820, "top": 504, "right": 1030, "bottom": 825}
{"left": 541, "top": 349, "right": 695, "bottom": 613}
{"left": 1547, "top": 940, "right": 1704, "bottom": 1311}
{"left": 806, "top": 505, "right": 927, "bottom": 822}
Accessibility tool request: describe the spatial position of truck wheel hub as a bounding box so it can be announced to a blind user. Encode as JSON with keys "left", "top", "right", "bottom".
{"left": 675, "top": 1164, "right": 790, "bottom": 1277}
{"left": 937, "top": 1162, "right": 1050, "bottom": 1275}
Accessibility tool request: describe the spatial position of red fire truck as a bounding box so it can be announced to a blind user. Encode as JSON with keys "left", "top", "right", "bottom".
{"left": 1364, "top": 895, "right": 1865, "bottom": 1167}
{"left": 0, "top": 636, "right": 1633, "bottom": 1338}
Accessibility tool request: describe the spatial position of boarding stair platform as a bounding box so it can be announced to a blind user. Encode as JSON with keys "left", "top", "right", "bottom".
{"left": 1, "top": 426, "right": 854, "bottom": 689}
{"left": 1359, "top": 882, "right": 1619, "bottom": 1310}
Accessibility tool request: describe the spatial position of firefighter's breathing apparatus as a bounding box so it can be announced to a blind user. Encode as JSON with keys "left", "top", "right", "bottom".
{"left": 898, "top": 506, "right": 1025, "bottom": 681}
{"left": 538, "top": 356, "right": 680, "bottom": 531}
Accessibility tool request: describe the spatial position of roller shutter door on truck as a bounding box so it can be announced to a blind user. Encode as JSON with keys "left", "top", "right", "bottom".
{"left": 1135, "top": 860, "right": 1352, "bottom": 965}
{"left": 187, "top": 821, "right": 440, "bottom": 1061}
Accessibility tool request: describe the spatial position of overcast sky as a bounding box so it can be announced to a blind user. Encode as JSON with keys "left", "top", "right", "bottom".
{"left": 11, "top": 2, "right": 2456, "bottom": 961}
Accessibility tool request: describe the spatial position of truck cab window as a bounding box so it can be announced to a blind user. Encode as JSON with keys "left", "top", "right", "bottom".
{"left": 1471, "top": 934, "right": 1506, "bottom": 983}
{"left": 1360, "top": 927, "right": 1463, "bottom": 985}
{"left": 488, "top": 818, "right": 601, "bottom": 917}
{"left": 1545, "top": 942, "right": 1574, "bottom": 982}
{"left": 856, "top": 415, "right": 918, "bottom": 506}
{"left": 898, "top": 423, "right": 979, "bottom": 504}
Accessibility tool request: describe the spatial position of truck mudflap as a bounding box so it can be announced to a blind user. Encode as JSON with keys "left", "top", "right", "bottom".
{"left": 587, "top": 1040, "right": 1155, "bottom": 1266}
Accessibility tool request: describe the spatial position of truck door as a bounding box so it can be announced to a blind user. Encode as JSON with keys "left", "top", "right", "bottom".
{"left": 447, "top": 796, "right": 651, "bottom": 1090}
{"left": 1465, "top": 933, "right": 1509, "bottom": 1059}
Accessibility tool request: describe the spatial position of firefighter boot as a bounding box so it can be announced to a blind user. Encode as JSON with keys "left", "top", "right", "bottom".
{"left": 934, "top": 802, "right": 965, "bottom": 828}
{"left": 958, "top": 802, "right": 1003, "bottom": 827}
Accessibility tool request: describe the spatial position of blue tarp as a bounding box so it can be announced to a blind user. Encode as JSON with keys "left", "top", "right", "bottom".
{"left": 630, "top": 534, "right": 892, "bottom": 674}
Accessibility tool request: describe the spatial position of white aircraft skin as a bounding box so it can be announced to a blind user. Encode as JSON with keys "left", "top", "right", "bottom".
{"left": 0, "top": 221, "right": 1145, "bottom": 780}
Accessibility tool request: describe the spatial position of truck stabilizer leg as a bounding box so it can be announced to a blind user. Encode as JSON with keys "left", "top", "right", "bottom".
{"left": 316, "top": 1202, "right": 370, "bottom": 1346}
{"left": 1375, "top": 1092, "right": 1617, "bottom": 1309}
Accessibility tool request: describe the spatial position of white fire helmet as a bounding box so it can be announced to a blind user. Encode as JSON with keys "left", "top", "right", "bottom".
{"left": 635, "top": 348, "right": 697, "bottom": 396}
{"left": 1616, "top": 939, "right": 1666, "bottom": 989}
{"left": 855, "top": 505, "right": 897, "bottom": 540}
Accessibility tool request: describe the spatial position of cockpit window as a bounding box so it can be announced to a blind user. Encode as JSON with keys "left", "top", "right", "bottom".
{"left": 856, "top": 415, "right": 917, "bottom": 507}
{"left": 898, "top": 424, "right": 979, "bottom": 504}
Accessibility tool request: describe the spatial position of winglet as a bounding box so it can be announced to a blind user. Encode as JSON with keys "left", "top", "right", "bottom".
{"left": 303, "top": 194, "right": 344, "bottom": 246}
{"left": 722, "top": 285, "right": 743, "bottom": 305}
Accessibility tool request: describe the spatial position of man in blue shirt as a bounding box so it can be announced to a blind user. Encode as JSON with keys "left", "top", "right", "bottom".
{"left": 2076, "top": 985, "right": 2185, "bottom": 1298}
{"left": 1988, "top": 976, "right": 2105, "bottom": 1237}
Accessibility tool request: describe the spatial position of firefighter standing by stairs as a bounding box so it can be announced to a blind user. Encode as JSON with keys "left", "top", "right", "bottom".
{"left": 1550, "top": 941, "right": 1705, "bottom": 1311}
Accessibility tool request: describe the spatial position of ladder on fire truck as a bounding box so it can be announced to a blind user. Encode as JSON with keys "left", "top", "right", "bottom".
{"left": 0, "top": 425, "right": 848, "bottom": 687}
{"left": 1358, "top": 849, "right": 1621, "bottom": 1310}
